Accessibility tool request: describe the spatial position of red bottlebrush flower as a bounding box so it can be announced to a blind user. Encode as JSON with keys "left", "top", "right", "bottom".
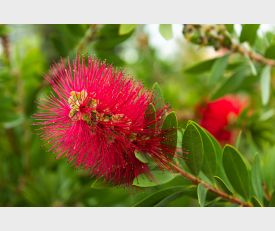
{"left": 197, "top": 95, "right": 247, "bottom": 144}
{"left": 34, "top": 56, "right": 175, "bottom": 185}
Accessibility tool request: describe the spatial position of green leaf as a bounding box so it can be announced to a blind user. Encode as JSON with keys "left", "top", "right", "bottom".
{"left": 94, "top": 25, "right": 132, "bottom": 65}
{"left": 240, "top": 24, "right": 260, "bottom": 46}
{"left": 192, "top": 122, "right": 217, "bottom": 181}
{"left": 265, "top": 44, "right": 275, "bottom": 59}
{"left": 185, "top": 58, "right": 217, "bottom": 74}
{"left": 119, "top": 24, "right": 137, "bottom": 35}
{"left": 207, "top": 132, "right": 222, "bottom": 161}
{"left": 161, "top": 112, "right": 178, "bottom": 156}
{"left": 235, "top": 130, "right": 242, "bottom": 149}
{"left": 133, "top": 170, "right": 176, "bottom": 187}
{"left": 162, "top": 111, "right": 177, "bottom": 130}
{"left": 209, "top": 55, "right": 229, "bottom": 85}
{"left": 211, "top": 67, "right": 249, "bottom": 100}
{"left": 159, "top": 24, "right": 173, "bottom": 40}
{"left": 269, "top": 192, "right": 275, "bottom": 206}
{"left": 155, "top": 190, "right": 186, "bottom": 207}
{"left": 222, "top": 145, "right": 251, "bottom": 200}
{"left": 245, "top": 56, "right": 257, "bottom": 76}
{"left": 251, "top": 155, "right": 264, "bottom": 202}
{"left": 176, "top": 129, "right": 184, "bottom": 148}
{"left": 0, "top": 25, "right": 9, "bottom": 36}
{"left": 152, "top": 82, "right": 165, "bottom": 110}
{"left": 133, "top": 186, "right": 195, "bottom": 207}
{"left": 90, "top": 178, "right": 111, "bottom": 189}
{"left": 251, "top": 196, "right": 263, "bottom": 207}
{"left": 260, "top": 66, "right": 271, "bottom": 106}
{"left": 197, "top": 183, "right": 208, "bottom": 207}
{"left": 214, "top": 176, "right": 233, "bottom": 195}
{"left": 225, "top": 24, "right": 234, "bottom": 33}
{"left": 135, "top": 151, "right": 149, "bottom": 164}
{"left": 145, "top": 103, "right": 156, "bottom": 130}
{"left": 182, "top": 122, "right": 204, "bottom": 175}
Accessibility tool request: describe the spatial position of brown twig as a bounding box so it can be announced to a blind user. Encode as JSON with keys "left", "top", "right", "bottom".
{"left": 234, "top": 44, "right": 275, "bottom": 67}
{"left": 1, "top": 34, "right": 10, "bottom": 65}
{"left": 170, "top": 162, "right": 253, "bottom": 207}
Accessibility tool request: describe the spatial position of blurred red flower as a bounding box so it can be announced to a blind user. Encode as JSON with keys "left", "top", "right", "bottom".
{"left": 197, "top": 95, "right": 247, "bottom": 144}
{"left": 34, "top": 56, "right": 175, "bottom": 185}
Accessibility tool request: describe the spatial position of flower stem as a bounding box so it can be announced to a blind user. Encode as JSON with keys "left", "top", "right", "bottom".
{"left": 170, "top": 162, "right": 253, "bottom": 207}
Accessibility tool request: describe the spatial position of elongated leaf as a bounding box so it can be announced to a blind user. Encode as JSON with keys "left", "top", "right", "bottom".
{"left": 209, "top": 55, "right": 229, "bottom": 85}
{"left": 135, "top": 151, "right": 149, "bottom": 164}
{"left": 91, "top": 178, "right": 111, "bottom": 189}
{"left": 133, "top": 170, "right": 176, "bottom": 187}
{"left": 161, "top": 112, "right": 177, "bottom": 157}
{"left": 222, "top": 145, "right": 251, "bottom": 200}
{"left": 251, "top": 196, "right": 263, "bottom": 207}
{"left": 155, "top": 190, "right": 186, "bottom": 207}
{"left": 159, "top": 24, "right": 173, "bottom": 40}
{"left": 269, "top": 192, "right": 275, "bottom": 206}
{"left": 251, "top": 155, "right": 264, "bottom": 202}
{"left": 197, "top": 183, "right": 208, "bottom": 207}
{"left": 240, "top": 24, "right": 260, "bottom": 46}
{"left": 162, "top": 111, "right": 177, "bottom": 130}
{"left": 211, "top": 67, "right": 249, "bottom": 100}
{"left": 119, "top": 24, "right": 137, "bottom": 35}
{"left": 133, "top": 186, "right": 196, "bottom": 207}
{"left": 177, "top": 129, "right": 184, "bottom": 148}
{"left": 214, "top": 176, "right": 233, "bottom": 195}
{"left": 207, "top": 132, "right": 222, "bottom": 161}
{"left": 182, "top": 122, "right": 204, "bottom": 175}
{"left": 192, "top": 122, "right": 217, "bottom": 181}
{"left": 260, "top": 66, "right": 271, "bottom": 106}
{"left": 265, "top": 44, "right": 275, "bottom": 59}
{"left": 152, "top": 82, "right": 165, "bottom": 110}
{"left": 245, "top": 56, "right": 257, "bottom": 76}
{"left": 145, "top": 103, "right": 156, "bottom": 130}
{"left": 225, "top": 24, "right": 234, "bottom": 33}
{"left": 185, "top": 58, "right": 218, "bottom": 74}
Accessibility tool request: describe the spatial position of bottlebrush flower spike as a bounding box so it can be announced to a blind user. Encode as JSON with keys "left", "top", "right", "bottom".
{"left": 197, "top": 95, "right": 247, "bottom": 144}
{"left": 34, "top": 56, "right": 176, "bottom": 185}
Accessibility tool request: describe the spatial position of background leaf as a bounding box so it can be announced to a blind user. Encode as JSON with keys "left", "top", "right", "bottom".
{"left": 240, "top": 24, "right": 260, "bottom": 46}
{"left": 159, "top": 24, "right": 173, "bottom": 40}
{"left": 119, "top": 24, "right": 137, "bottom": 35}
{"left": 209, "top": 54, "right": 229, "bottom": 85}
{"left": 260, "top": 65, "right": 271, "bottom": 106}
{"left": 152, "top": 82, "right": 165, "bottom": 110}
{"left": 185, "top": 57, "right": 217, "bottom": 74}
{"left": 265, "top": 44, "right": 275, "bottom": 59}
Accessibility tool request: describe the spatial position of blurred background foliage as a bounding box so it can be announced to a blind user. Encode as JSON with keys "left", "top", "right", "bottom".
{"left": 1, "top": 24, "right": 275, "bottom": 206}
